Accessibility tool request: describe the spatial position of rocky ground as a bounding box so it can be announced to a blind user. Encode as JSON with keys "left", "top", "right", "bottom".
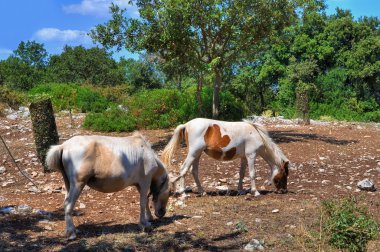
{"left": 0, "top": 109, "right": 380, "bottom": 251}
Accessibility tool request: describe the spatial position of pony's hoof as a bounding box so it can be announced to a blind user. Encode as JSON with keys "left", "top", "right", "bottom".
{"left": 139, "top": 222, "right": 152, "bottom": 232}
{"left": 67, "top": 231, "right": 77, "bottom": 241}
{"left": 196, "top": 191, "right": 206, "bottom": 197}
{"left": 238, "top": 189, "right": 247, "bottom": 195}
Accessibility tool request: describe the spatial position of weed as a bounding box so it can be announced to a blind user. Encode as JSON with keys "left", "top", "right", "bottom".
{"left": 235, "top": 220, "right": 249, "bottom": 233}
{"left": 322, "top": 196, "right": 380, "bottom": 252}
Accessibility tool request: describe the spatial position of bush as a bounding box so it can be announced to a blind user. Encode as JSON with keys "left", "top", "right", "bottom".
{"left": 83, "top": 87, "right": 248, "bottom": 132}
{"left": 28, "top": 83, "right": 112, "bottom": 113}
{"left": 0, "top": 86, "right": 26, "bottom": 109}
{"left": 83, "top": 107, "right": 137, "bottom": 132}
{"left": 125, "top": 89, "right": 185, "bottom": 129}
{"left": 322, "top": 197, "right": 380, "bottom": 252}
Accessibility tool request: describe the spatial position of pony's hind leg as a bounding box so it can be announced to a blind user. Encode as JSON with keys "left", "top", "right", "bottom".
{"left": 64, "top": 181, "right": 85, "bottom": 240}
{"left": 173, "top": 150, "right": 203, "bottom": 194}
{"left": 247, "top": 154, "right": 261, "bottom": 197}
{"left": 238, "top": 157, "right": 247, "bottom": 194}
{"left": 191, "top": 156, "right": 205, "bottom": 195}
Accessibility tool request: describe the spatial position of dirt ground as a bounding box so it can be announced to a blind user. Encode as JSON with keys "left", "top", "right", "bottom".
{"left": 0, "top": 113, "right": 380, "bottom": 251}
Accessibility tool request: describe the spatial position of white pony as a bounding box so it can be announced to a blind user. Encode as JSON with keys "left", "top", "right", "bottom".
{"left": 46, "top": 132, "right": 170, "bottom": 240}
{"left": 162, "top": 118, "right": 289, "bottom": 196}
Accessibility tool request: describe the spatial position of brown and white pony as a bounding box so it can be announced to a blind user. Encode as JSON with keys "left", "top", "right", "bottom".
{"left": 46, "top": 133, "right": 170, "bottom": 240}
{"left": 162, "top": 118, "right": 289, "bottom": 196}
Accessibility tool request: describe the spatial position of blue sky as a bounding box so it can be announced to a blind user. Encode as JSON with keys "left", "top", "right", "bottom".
{"left": 0, "top": 0, "right": 379, "bottom": 61}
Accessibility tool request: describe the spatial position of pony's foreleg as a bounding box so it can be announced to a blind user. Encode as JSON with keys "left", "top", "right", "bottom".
{"left": 238, "top": 158, "right": 247, "bottom": 194}
{"left": 64, "top": 182, "right": 85, "bottom": 240}
{"left": 145, "top": 199, "right": 154, "bottom": 221}
{"left": 247, "top": 154, "right": 261, "bottom": 197}
{"left": 191, "top": 156, "right": 205, "bottom": 195}
{"left": 138, "top": 183, "right": 152, "bottom": 231}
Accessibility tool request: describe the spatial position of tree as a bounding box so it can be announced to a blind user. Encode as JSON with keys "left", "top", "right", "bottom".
{"left": 286, "top": 57, "right": 319, "bottom": 124}
{"left": 13, "top": 40, "right": 48, "bottom": 68}
{"left": 124, "top": 56, "right": 163, "bottom": 91}
{"left": 1, "top": 41, "right": 48, "bottom": 90}
{"left": 48, "top": 45, "right": 126, "bottom": 86}
{"left": 2, "top": 56, "right": 43, "bottom": 90}
{"left": 91, "top": 0, "right": 299, "bottom": 118}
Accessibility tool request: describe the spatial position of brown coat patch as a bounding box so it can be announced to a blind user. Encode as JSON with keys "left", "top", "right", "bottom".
{"left": 204, "top": 124, "right": 236, "bottom": 160}
{"left": 78, "top": 141, "right": 127, "bottom": 192}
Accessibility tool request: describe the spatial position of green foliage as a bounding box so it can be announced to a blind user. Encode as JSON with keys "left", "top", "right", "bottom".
{"left": 83, "top": 87, "right": 247, "bottom": 132}
{"left": 83, "top": 107, "right": 137, "bottom": 132}
{"left": 2, "top": 56, "right": 44, "bottom": 91}
{"left": 235, "top": 221, "right": 249, "bottom": 233}
{"left": 13, "top": 40, "right": 48, "bottom": 68}
{"left": 47, "top": 46, "right": 126, "bottom": 86}
{"left": 28, "top": 83, "right": 112, "bottom": 113}
{"left": 322, "top": 197, "right": 380, "bottom": 252}
{"left": 125, "top": 89, "right": 186, "bottom": 129}
{"left": 124, "top": 58, "right": 163, "bottom": 92}
{"left": 0, "top": 86, "right": 26, "bottom": 109}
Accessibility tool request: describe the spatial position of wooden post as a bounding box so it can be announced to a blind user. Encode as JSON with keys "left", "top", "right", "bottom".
{"left": 29, "top": 98, "right": 59, "bottom": 172}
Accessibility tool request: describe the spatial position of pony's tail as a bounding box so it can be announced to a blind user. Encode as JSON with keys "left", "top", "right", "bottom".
{"left": 161, "top": 124, "right": 186, "bottom": 166}
{"left": 46, "top": 145, "right": 70, "bottom": 190}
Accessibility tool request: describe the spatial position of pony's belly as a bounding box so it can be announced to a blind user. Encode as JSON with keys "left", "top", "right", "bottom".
{"left": 87, "top": 176, "right": 130, "bottom": 193}
{"left": 204, "top": 147, "right": 238, "bottom": 161}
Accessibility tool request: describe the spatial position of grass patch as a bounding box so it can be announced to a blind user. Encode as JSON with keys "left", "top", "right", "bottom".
{"left": 295, "top": 197, "right": 380, "bottom": 252}
{"left": 322, "top": 197, "right": 380, "bottom": 252}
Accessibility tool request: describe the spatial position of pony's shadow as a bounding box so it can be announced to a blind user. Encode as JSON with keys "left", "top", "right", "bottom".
{"left": 75, "top": 214, "right": 190, "bottom": 238}
{"left": 174, "top": 188, "right": 295, "bottom": 197}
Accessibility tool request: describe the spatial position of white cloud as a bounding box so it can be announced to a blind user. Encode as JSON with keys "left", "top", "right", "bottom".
{"left": 63, "top": 0, "right": 133, "bottom": 17}
{"left": 34, "top": 28, "right": 92, "bottom": 44}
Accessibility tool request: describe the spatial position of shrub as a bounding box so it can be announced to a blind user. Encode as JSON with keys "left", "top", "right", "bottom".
{"left": 125, "top": 89, "right": 184, "bottom": 129}
{"left": 0, "top": 86, "right": 26, "bottom": 109}
{"left": 83, "top": 107, "right": 137, "bottom": 132}
{"left": 83, "top": 87, "right": 248, "bottom": 132}
{"left": 322, "top": 197, "right": 380, "bottom": 252}
{"left": 28, "top": 83, "right": 112, "bottom": 113}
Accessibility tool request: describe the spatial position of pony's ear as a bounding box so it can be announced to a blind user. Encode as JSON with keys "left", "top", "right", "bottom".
{"left": 282, "top": 161, "right": 289, "bottom": 176}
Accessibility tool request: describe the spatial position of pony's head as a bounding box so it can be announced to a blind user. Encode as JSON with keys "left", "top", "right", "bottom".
{"left": 272, "top": 161, "right": 289, "bottom": 193}
{"left": 150, "top": 173, "right": 170, "bottom": 218}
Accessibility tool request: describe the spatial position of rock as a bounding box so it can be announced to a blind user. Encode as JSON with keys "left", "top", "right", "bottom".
{"left": 244, "top": 239, "right": 264, "bottom": 251}
{"left": 79, "top": 203, "right": 86, "bottom": 209}
{"left": 28, "top": 186, "right": 40, "bottom": 193}
{"left": 357, "top": 179, "right": 376, "bottom": 192}
{"left": 226, "top": 221, "right": 233, "bottom": 226}
{"left": 272, "top": 209, "right": 280, "bottom": 213}
{"left": 6, "top": 114, "right": 17, "bottom": 120}
{"left": 0, "top": 166, "right": 6, "bottom": 174}
{"left": 219, "top": 178, "right": 227, "bottom": 183}
{"left": 215, "top": 185, "right": 229, "bottom": 191}
{"left": 17, "top": 205, "right": 32, "bottom": 214}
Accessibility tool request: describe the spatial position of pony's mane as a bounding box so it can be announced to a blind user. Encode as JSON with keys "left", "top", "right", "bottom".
{"left": 243, "top": 119, "right": 288, "bottom": 166}
{"left": 132, "top": 131, "right": 152, "bottom": 148}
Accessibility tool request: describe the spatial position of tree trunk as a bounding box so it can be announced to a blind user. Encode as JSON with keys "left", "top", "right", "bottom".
{"left": 212, "top": 68, "right": 222, "bottom": 119}
{"left": 196, "top": 73, "right": 204, "bottom": 116}
{"left": 29, "top": 98, "right": 59, "bottom": 172}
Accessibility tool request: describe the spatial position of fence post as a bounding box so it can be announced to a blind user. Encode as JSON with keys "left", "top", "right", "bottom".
{"left": 29, "top": 98, "right": 59, "bottom": 172}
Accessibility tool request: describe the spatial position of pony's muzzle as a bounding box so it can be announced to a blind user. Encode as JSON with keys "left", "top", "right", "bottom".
{"left": 155, "top": 208, "right": 166, "bottom": 218}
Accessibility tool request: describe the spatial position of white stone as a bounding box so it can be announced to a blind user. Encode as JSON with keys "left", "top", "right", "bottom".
{"left": 0, "top": 166, "right": 6, "bottom": 174}
{"left": 244, "top": 239, "right": 264, "bottom": 251}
